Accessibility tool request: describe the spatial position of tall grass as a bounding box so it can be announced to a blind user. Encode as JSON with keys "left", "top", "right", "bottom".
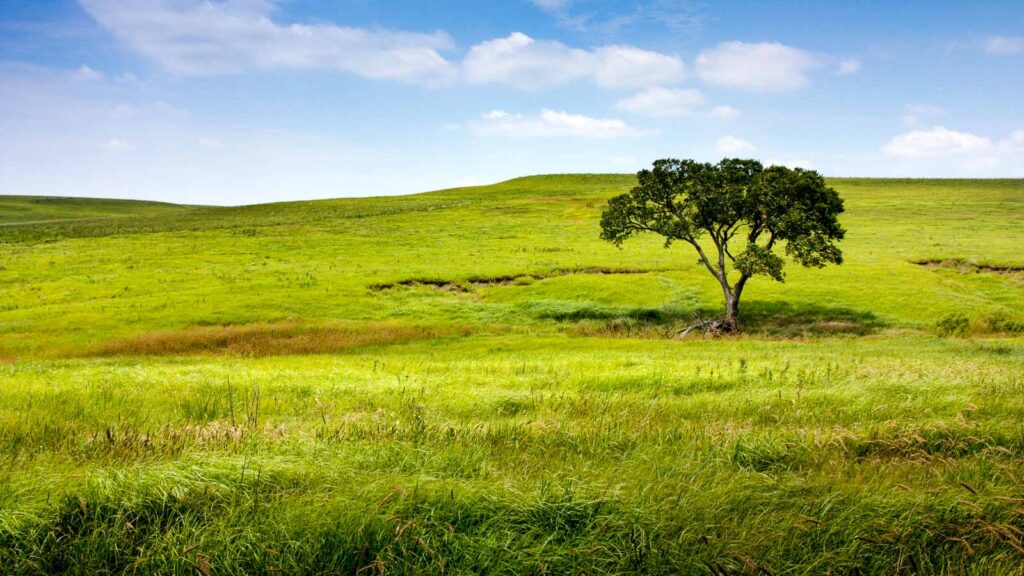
{"left": 1, "top": 176, "right": 1022, "bottom": 572}
{"left": 1, "top": 336, "right": 1022, "bottom": 573}
{"left": 82, "top": 321, "right": 475, "bottom": 358}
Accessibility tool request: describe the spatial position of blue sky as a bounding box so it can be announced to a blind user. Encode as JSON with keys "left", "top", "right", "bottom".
{"left": 0, "top": 0, "right": 1022, "bottom": 204}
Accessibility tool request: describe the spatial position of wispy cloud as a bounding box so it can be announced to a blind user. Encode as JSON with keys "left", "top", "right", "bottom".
{"left": 530, "top": 0, "right": 572, "bottom": 11}
{"left": 72, "top": 65, "right": 104, "bottom": 81}
{"left": 709, "top": 105, "right": 740, "bottom": 119}
{"left": 462, "top": 33, "right": 684, "bottom": 90}
{"left": 715, "top": 136, "right": 755, "bottom": 154}
{"left": 614, "top": 87, "right": 704, "bottom": 117}
{"left": 837, "top": 58, "right": 861, "bottom": 75}
{"left": 766, "top": 158, "right": 814, "bottom": 169}
{"left": 529, "top": 0, "right": 705, "bottom": 35}
{"left": 101, "top": 138, "right": 132, "bottom": 151}
{"left": 984, "top": 36, "right": 1024, "bottom": 55}
{"left": 78, "top": 0, "right": 457, "bottom": 85}
{"left": 695, "top": 41, "right": 820, "bottom": 91}
{"left": 473, "top": 109, "right": 643, "bottom": 138}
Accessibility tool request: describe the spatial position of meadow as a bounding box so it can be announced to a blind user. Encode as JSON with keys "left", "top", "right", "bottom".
{"left": 0, "top": 176, "right": 1022, "bottom": 574}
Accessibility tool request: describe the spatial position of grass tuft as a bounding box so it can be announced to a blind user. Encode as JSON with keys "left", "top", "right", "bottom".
{"left": 82, "top": 322, "right": 475, "bottom": 357}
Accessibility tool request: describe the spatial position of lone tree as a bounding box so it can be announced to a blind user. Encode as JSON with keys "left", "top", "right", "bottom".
{"left": 600, "top": 158, "right": 845, "bottom": 334}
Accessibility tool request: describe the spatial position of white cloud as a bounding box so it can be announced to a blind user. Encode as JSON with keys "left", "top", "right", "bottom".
{"left": 77, "top": 0, "right": 457, "bottom": 85}
{"left": 715, "top": 136, "right": 755, "bottom": 155}
{"left": 614, "top": 87, "right": 704, "bottom": 117}
{"left": 73, "top": 65, "right": 103, "bottom": 81}
{"left": 530, "top": 0, "right": 571, "bottom": 12}
{"left": 462, "top": 32, "right": 684, "bottom": 90}
{"left": 474, "top": 109, "right": 642, "bottom": 138}
{"left": 593, "top": 45, "right": 687, "bottom": 89}
{"left": 837, "top": 58, "right": 861, "bottom": 75}
{"left": 766, "top": 158, "right": 814, "bottom": 169}
{"left": 710, "top": 105, "right": 740, "bottom": 119}
{"left": 985, "top": 36, "right": 1024, "bottom": 54}
{"left": 881, "top": 126, "right": 1024, "bottom": 172}
{"left": 463, "top": 33, "right": 591, "bottom": 89}
{"left": 695, "top": 41, "right": 819, "bottom": 91}
{"left": 101, "top": 138, "right": 133, "bottom": 151}
{"left": 882, "top": 126, "right": 993, "bottom": 158}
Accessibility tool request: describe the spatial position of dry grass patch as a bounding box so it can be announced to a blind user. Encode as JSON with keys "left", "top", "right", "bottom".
{"left": 83, "top": 321, "right": 475, "bottom": 358}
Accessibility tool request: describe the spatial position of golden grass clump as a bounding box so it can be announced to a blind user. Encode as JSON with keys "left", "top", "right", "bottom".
{"left": 85, "top": 321, "right": 472, "bottom": 357}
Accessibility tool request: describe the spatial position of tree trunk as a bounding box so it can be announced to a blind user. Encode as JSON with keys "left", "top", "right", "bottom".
{"left": 674, "top": 270, "right": 746, "bottom": 338}
{"left": 723, "top": 293, "right": 739, "bottom": 332}
{"left": 723, "top": 274, "right": 749, "bottom": 333}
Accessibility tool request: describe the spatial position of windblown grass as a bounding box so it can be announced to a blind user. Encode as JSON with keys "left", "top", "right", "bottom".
{"left": 0, "top": 337, "right": 1022, "bottom": 573}
{"left": 0, "top": 176, "right": 1022, "bottom": 573}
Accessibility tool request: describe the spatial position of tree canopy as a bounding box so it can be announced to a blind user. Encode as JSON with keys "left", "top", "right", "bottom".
{"left": 600, "top": 158, "right": 845, "bottom": 332}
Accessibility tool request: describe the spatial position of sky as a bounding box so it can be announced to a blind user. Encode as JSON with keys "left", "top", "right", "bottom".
{"left": 0, "top": 0, "right": 1022, "bottom": 205}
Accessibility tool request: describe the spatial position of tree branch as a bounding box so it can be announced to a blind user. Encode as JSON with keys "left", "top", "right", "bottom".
{"left": 687, "top": 239, "right": 723, "bottom": 283}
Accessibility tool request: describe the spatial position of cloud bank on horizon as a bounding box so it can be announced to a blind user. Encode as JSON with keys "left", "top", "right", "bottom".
{"left": 0, "top": 0, "right": 1021, "bottom": 203}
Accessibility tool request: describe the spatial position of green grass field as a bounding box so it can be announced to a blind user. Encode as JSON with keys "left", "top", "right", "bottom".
{"left": 1, "top": 176, "right": 1023, "bottom": 574}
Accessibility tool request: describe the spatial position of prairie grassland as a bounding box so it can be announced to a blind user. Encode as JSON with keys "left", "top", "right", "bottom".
{"left": 0, "top": 176, "right": 1023, "bottom": 574}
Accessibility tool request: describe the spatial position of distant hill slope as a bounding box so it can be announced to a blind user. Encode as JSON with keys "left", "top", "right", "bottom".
{"left": 0, "top": 195, "right": 191, "bottom": 225}
{"left": 0, "top": 174, "right": 632, "bottom": 242}
{"left": 0, "top": 175, "right": 1022, "bottom": 357}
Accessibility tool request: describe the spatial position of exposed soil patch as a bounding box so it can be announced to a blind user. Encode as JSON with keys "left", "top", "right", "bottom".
{"left": 913, "top": 258, "right": 1024, "bottom": 274}
{"left": 369, "top": 267, "right": 659, "bottom": 292}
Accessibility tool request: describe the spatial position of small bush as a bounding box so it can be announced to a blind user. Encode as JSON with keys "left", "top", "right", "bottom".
{"left": 934, "top": 312, "right": 970, "bottom": 336}
{"left": 981, "top": 312, "right": 1024, "bottom": 334}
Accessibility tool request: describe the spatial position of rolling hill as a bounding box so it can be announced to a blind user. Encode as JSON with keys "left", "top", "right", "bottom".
{"left": 0, "top": 176, "right": 1022, "bottom": 573}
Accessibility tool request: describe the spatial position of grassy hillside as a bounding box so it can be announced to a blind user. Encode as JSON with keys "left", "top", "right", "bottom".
{"left": 0, "top": 195, "right": 190, "bottom": 225}
{"left": 1, "top": 176, "right": 1023, "bottom": 574}
{"left": 1, "top": 176, "right": 1022, "bottom": 356}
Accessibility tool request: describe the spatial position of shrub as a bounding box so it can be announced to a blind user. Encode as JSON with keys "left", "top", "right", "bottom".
{"left": 981, "top": 312, "right": 1024, "bottom": 334}
{"left": 934, "top": 312, "right": 970, "bottom": 336}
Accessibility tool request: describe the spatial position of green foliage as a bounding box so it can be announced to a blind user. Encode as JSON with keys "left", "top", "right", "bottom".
{"left": 600, "top": 159, "right": 845, "bottom": 326}
{"left": 600, "top": 159, "right": 845, "bottom": 273}
{"left": 735, "top": 243, "right": 785, "bottom": 281}
{"left": 935, "top": 312, "right": 972, "bottom": 336}
{"left": 755, "top": 166, "right": 845, "bottom": 268}
{"left": 933, "top": 310, "right": 1024, "bottom": 337}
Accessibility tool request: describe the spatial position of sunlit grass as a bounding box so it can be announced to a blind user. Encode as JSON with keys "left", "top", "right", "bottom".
{"left": 0, "top": 176, "right": 1022, "bottom": 573}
